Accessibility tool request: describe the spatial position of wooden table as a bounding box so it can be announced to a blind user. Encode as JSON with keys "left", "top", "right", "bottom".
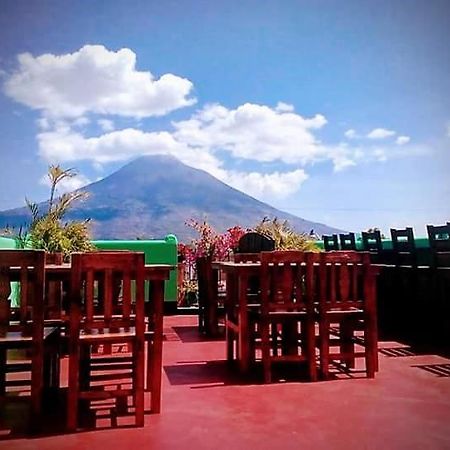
{"left": 213, "top": 260, "right": 450, "bottom": 373}
{"left": 6, "top": 263, "right": 174, "bottom": 413}
{"left": 44, "top": 263, "right": 174, "bottom": 413}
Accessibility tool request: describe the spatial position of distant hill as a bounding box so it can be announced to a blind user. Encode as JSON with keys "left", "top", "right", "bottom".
{"left": 0, "top": 155, "right": 343, "bottom": 242}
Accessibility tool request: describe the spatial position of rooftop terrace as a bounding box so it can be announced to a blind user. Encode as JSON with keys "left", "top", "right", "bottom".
{"left": 1, "top": 315, "right": 450, "bottom": 449}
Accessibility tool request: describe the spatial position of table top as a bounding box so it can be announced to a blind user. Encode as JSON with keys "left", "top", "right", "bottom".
{"left": 213, "top": 260, "right": 450, "bottom": 271}
{"left": 7, "top": 263, "right": 175, "bottom": 282}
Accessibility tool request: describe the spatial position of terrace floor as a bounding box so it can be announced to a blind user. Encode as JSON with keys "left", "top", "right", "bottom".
{"left": 2, "top": 315, "right": 450, "bottom": 450}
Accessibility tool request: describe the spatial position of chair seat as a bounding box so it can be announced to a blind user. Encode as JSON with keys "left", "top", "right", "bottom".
{"left": 79, "top": 327, "right": 137, "bottom": 343}
{"left": 266, "top": 310, "right": 308, "bottom": 318}
{"left": 324, "top": 307, "right": 363, "bottom": 316}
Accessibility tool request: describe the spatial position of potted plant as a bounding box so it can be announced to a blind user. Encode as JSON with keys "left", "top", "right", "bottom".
{"left": 183, "top": 219, "right": 245, "bottom": 334}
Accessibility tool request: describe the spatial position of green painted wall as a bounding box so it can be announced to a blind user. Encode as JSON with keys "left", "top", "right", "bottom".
{"left": 316, "top": 237, "right": 431, "bottom": 250}
{"left": 93, "top": 235, "right": 178, "bottom": 304}
{"left": 0, "top": 236, "right": 20, "bottom": 306}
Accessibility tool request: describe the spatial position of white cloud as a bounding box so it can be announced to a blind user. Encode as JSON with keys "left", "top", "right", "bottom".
{"left": 344, "top": 129, "right": 357, "bottom": 139}
{"left": 173, "top": 103, "right": 328, "bottom": 165}
{"left": 36, "top": 117, "right": 50, "bottom": 130}
{"left": 37, "top": 127, "right": 187, "bottom": 163}
{"left": 98, "top": 119, "right": 115, "bottom": 132}
{"left": 367, "top": 128, "right": 396, "bottom": 139}
{"left": 217, "top": 169, "right": 308, "bottom": 201}
{"left": 396, "top": 135, "right": 410, "bottom": 145}
{"left": 4, "top": 44, "right": 196, "bottom": 118}
{"left": 73, "top": 116, "right": 90, "bottom": 127}
{"left": 373, "top": 148, "right": 387, "bottom": 162}
{"left": 275, "top": 102, "right": 295, "bottom": 112}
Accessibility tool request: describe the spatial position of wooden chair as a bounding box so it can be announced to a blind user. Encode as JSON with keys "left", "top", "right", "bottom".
{"left": 339, "top": 232, "right": 357, "bottom": 250}
{"left": 0, "top": 249, "right": 59, "bottom": 432}
{"left": 323, "top": 234, "right": 339, "bottom": 251}
{"left": 426, "top": 224, "right": 450, "bottom": 344}
{"left": 225, "top": 253, "right": 262, "bottom": 364}
{"left": 427, "top": 223, "right": 450, "bottom": 267}
{"left": 259, "top": 251, "right": 317, "bottom": 383}
{"left": 235, "top": 232, "right": 275, "bottom": 253}
{"left": 66, "top": 251, "right": 146, "bottom": 431}
{"left": 390, "top": 227, "right": 416, "bottom": 266}
{"left": 316, "top": 251, "right": 378, "bottom": 379}
{"left": 361, "top": 230, "right": 383, "bottom": 263}
{"left": 361, "top": 230, "right": 383, "bottom": 252}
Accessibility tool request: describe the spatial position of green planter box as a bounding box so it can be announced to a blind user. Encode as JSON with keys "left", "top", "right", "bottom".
{"left": 93, "top": 235, "right": 178, "bottom": 308}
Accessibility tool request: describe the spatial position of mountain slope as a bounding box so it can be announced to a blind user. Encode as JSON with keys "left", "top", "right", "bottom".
{"left": 0, "top": 155, "right": 343, "bottom": 241}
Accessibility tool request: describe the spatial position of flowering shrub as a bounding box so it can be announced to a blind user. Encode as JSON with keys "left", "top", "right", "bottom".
{"left": 179, "top": 219, "right": 246, "bottom": 263}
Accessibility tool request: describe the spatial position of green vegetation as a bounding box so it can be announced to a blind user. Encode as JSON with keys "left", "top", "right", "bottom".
{"left": 2, "top": 165, "right": 94, "bottom": 258}
{"left": 254, "top": 217, "right": 320, "bottom": 251}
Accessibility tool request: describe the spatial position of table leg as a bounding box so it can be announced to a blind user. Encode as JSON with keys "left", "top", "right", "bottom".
{"left": 149, "top": 280, "right": 164, "bottom": 413}
{"left": 238, "top": 274, "right": 250, "bottom": 374}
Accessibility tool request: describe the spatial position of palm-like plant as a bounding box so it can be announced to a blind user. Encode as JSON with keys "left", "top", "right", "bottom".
{"left": 254, "top": 217, "right": 320, "bottom": 251}
{"left": 2, "top": 165, "right": 94, "bottom": 258}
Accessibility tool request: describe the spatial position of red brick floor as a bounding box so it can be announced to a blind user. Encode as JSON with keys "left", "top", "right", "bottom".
{"left": 1, "top": 315, "right": 450, "bottom": 449}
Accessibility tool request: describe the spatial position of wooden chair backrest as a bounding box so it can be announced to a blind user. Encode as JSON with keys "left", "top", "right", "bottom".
{"left": 427, "top": 224, "right": 450, "bottom": 267}
{"left": 317, "top": 251, "right": 374, "bottom": 312}
{"left": 323, "top": 234, "right": 339, "bottom": 251}
{"left": 236, "top": 232, "right": 275, "bottom": 253}
{"left": 0, "top": 249, "right": 45, "bottom": 329}
{"left": 260, "top": 251, "right": 315, "bottom": 314}
{"left": 361, "top": 230, "right": 383, "bottom": 252}
{"left": 427, "top": 224, "right": 450, "bottom": 252}
{"left": 339, "top": 232, "right": 357, "bottom": 250}
{"left": 69, "top": 252, "right": 145, "bottom": 333}
{"left": 391, "top": 227, "right": 416, "bottom": 252}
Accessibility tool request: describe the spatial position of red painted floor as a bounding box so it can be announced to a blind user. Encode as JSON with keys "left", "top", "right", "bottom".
{"left": 1, "top": 315, "right": 450, "bottom": 449}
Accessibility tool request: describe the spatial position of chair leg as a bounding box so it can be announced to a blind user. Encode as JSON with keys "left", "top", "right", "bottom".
{"left": 306, "top": 319, "right": 317, "bottom": 382}
{"left": 146, "top": 338, "right": 153, "bottom": 392}
{"left": 134, "top": 341, "right": 145, "bottom": 427}
{"left": 365, "top": 314, "right": 378, "bottom": 378}
{"left": 225, "top": 321, "right": 234, "bottom": 363}
{"left": 319, "top": 318, "right": 330, "bottom": 380}
{"left": 67, "top": 344, "right": 81, "bottom": 431}
{"left": 261, "top": 319, "right": 271, "bottom": 383}
{"left": 340, "top": 319, "right": 355, "bottom": 369}
{"left": 30, "top": 343, "right": 44, "bottom": 434}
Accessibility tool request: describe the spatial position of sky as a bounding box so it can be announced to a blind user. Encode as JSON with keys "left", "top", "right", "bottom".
{"left": 0, "top": 0, "right": 449, "bottom": 237}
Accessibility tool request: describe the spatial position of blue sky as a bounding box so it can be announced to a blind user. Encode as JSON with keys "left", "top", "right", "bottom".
{"left": 0, "top": 0, "right": 449, "bottom": 236}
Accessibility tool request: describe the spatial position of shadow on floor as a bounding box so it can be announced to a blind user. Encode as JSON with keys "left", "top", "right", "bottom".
{"left": 411, "top": 363, "right": 450, "bottom": 378}
{"left": 379, "top": 342, "right": 450, "bottom": 359}
{"left": 0, "top": 387, "right": 151, "bottom": 440}
{"left": 163, "top": 358, "right": 369, "bottom": 388}
{"left": 171, "top": 325, "right": 225, "bottom": 343}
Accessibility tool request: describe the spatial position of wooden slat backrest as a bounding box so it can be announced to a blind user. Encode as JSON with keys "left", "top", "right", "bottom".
{"left": 318, "top": 251, "right": 372, "bottom": 311}
{"left": 323, "top": 234, "right": 339, "bottom": 251}
{"left": 361, "top": 230, "right": 383, "bottom": 252}
{"left": 69, "top": 252, "right": 146, "bottom": 333}
{"left": 236, "top": 233, "right": 275, "bottom": 253}
{"left": 260, "top": 251, "right": 314, "bottom": 313}
{"left": 427, "top": 224, "right": 450, "bottom": 252}
{"left": 391, "top": 227, "right": 415, "bottom": 252}
{"left": 427, "top": 224, "right": 450, "bottom": 267}
{"left": 0, "top": 250, "right": 45, "bottom": 324}
{"left": 339, "top": 232, "right": 357, "bottom": 250}
{"left": 0, "top": 249, "right": 45, "bottom": 329}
